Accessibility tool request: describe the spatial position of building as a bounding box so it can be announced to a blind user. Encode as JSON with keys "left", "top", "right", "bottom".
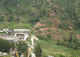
{"left": 8, "top": 29, "right": 31, "bottom": 41}
{"left": 0, "top": 29, "right": 31, "bottom": 41}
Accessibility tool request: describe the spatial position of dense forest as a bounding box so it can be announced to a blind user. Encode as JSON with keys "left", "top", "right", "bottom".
{"left": 0, "top": 0, "right": 80, "bottom": 57}
{"left": 0, "top": 0, "right": 79, "bottom": 29}
{"left": 0, "top": 0, "right": 80, "bottom": 29}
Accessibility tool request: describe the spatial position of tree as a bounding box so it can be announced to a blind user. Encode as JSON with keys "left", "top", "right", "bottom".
{"left": 0, "top": 39, "right": 14, "bottom": 52}
{"left": 0, "top": 16, "right": 4, "bottom": 22}
{"left": 34, "top": 43, "right": 42, "bottom": 57}
{"left": 8, "top": 16, "right": 14, "bottom": 22}
{"left": 16, "top": 41, "right": 28, "bottom": 54}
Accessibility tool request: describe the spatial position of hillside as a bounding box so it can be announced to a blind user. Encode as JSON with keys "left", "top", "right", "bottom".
{"left": 0, "top": 0, "right": 80, "bottom": 29}
{"left": 0, "top": 0, "right": 80, "bottom": 57}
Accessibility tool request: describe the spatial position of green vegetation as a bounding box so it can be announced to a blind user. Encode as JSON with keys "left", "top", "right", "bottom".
{"left": 16, "top": 41, "right": 28, "bottom": 54}
{"left": 0, "top": 56, "right": 10, "bottom": 57}
{"left": 0, "top": 23, "right": 32, "bottom": 29}
{"left": 0, "top": 0, "right": 80, "bottom": 57}
{"left": 0, "top": 0, "right": 79, "bottom": 29}
{"left": 0, "top": 39, "right": 14, "bottom": 52}
{"left": 40, "top": 40, "right": 80, "bottom": 57}
{"left": 34, "top": 43, "right": 42, "bottom": 57}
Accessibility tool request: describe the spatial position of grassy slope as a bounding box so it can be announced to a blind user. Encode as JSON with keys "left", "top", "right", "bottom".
{"left": 0, "top": 23, "right": 32, "bottom": 29}
{"left": 39, "top": 40, "right": 80, "bottom": 57}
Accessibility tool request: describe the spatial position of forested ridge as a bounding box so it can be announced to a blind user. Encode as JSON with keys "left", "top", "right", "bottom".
{"left": 0, "top": 0, "right": 80, "bottom": 29}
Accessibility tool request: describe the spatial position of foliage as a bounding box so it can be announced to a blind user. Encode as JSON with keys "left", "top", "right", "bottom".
{"left": 56, "top": 31, "right": 80, "bottom": 49}
{"left": 34, "top": 43, "right": 42, "bottom": 57}
{"left": 16, "top": 41, "right": 28, "bottom": 54}
{"left": 40, "top": 40, "right": 80, "bottom": 57}
{"left": 0, "top": 16, "right": 4, "bottom": 22}
{"left": 0, "top": 0, "right": 80, "bottom": 56}
{"left": 0, "top": 39, "right": 14, "bottom": 52}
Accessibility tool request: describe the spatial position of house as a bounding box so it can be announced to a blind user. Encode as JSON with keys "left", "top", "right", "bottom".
{"left": 0, "top": 29, "right": 31, "bottom": 41}
{"left": 0, "top": 29, "right": 39, "bottom": 57}
{"left": 8, "top": 29, "right": 31, "bottom": 41}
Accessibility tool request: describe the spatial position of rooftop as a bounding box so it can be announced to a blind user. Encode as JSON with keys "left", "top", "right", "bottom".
{"left": 14, "top": 29, "right": 30, "bottom": 32}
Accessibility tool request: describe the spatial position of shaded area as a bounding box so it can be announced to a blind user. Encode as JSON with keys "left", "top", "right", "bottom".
{"left": 0, "top": 39, "right": 14, "bottom": 52}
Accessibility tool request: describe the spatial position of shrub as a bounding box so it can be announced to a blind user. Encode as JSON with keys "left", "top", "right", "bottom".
{"left": 55, "top": 54, "right": 65, "bottom": 57}
{"left": 16, "top": 41, "right": 28, "bottom": 54}
{"left": 0, "top": 39, "right": 14, "bottom": 52}
{"left": 34, "top": 43, "right": 42, "bottom": 57}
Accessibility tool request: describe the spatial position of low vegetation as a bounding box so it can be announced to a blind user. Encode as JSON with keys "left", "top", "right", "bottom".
{"left": 40, "top": 40, "right": 80, "bottom": 57}
{"left": 0, "top": 39, "right": 14, "bottom": 52}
